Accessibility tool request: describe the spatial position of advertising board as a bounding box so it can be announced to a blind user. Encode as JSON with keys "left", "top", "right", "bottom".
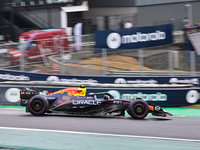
{"left": 95, "top": 24, "right": 173, "bottom": 53}
{"left": 0, "top": 69, "right": 200, "bottom": 86}
{"left": 1, "top": 85, "right": 200, "bottom": 107}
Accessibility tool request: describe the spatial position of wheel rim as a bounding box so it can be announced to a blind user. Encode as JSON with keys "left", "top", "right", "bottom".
{"left": 132, "top": 102, "right": 147, "bottom": 116}
{"left": 30, "top": 99, "right": 45, "bottom": 113}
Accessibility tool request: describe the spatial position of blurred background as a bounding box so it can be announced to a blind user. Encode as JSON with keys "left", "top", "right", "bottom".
{"left": 1, "top": 2, "right": 200, "bottom": 149}
{"left": 0, "top": 0, "right": 200, "bottom": 76}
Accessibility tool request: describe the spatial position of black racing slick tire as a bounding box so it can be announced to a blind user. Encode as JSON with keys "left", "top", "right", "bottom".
{"left": 127, "top": 99, "right": 149, "bottom": 119}
{"left": 28, "top": 95, "right": 49, "bottom": 116}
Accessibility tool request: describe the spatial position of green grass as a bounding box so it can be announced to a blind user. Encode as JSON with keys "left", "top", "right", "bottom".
{"left": 163, "top": 107, "right": 200, "bottom": 117}
{"left": 0, "top": 105, "right": 25, "bottom": 109}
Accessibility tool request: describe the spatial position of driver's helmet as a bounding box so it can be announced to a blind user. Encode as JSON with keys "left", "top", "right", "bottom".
{"left": 103, "top": 95, "right": 109, "bottom": 100}
{"left": 78, "top": 85, "right": 86, "bottom": 96}
{"left": 80, "top": 85, "right": 85, "bottom": 88}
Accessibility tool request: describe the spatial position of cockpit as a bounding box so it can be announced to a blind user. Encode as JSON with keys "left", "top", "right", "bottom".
{"left": 88, "top": 92, "right": 114, "bottom": 101}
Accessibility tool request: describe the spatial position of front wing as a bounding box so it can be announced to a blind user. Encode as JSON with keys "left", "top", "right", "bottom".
{"left": 149, "top": 105, "right": 172, "bottom": 117}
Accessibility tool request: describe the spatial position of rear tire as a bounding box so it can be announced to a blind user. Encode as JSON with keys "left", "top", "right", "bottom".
{"left": 28, "top": 95, "right": 48, "bottom": 116}
{"left": 127, "top": 99, "right": 149, "bottom": 119}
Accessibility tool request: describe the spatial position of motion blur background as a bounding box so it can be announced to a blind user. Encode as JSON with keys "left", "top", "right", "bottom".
{"left": 0, "top": 0, "right": 200, "bottom": 76}
{"left": 0, "top": 0, "right": 200, "bottom": 107}
{"left": 1, "top": 0, "right": 200, "bottom": 39}
{"left": 1, "top": 1, "right": 200, "bottom": 150}
{"left": 0, "top": 0, "right": 199, "bottom": 81}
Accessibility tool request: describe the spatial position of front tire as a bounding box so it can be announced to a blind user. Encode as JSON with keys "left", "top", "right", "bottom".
{"left": 127, "top": 99, "right": 149, "bottom": 119}
{"left": 28, "top": 95, "right": 48, "bottom": 116}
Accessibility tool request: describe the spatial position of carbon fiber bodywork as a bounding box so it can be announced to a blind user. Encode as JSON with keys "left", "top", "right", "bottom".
{"left": 20, "top": 87, "right": 172, "bottom": 118}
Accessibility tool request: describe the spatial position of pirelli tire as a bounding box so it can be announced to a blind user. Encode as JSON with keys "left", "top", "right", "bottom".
{"left": 28, "top": 95, "right": 49, "bottom": 116}
{"left": 127, "top": 99, "right": 149, "bottom": 119}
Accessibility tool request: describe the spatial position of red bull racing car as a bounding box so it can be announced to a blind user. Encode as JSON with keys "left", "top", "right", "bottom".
{"left": 20, "top": 86, "right": 172, "bottom": 119}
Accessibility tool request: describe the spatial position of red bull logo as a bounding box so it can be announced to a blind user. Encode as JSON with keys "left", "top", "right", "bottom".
{"left": 149, "top": 106, "right": 154, "bottom": 111}
{"left": 54, "top": 88, "right": 86, "bottom": 96}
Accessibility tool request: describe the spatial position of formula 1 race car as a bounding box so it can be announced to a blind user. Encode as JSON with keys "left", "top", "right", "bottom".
{"left": 20, "top": 86, "right": 172, "bottom": 119}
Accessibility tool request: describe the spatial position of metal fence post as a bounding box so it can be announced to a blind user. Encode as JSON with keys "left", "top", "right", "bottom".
{"left": 60, "top": 45, "right": 64, "bottom": 74}
{"left": 139, "top": 49, "right": 144, "bottom": 76}
{"left": 102, "top": 48, "right": 107, "bottom": 75}
{"left": 169, "top": 50, "right": 174, "bottom": 76}
{"left": 60, "top": 36, "right": 67, "bottom": 74}
{"left": 190, "top": 51, "right": 196, "bottom": 76}
{"left": 20, "top": 41, "right": 25, "bottom": 71}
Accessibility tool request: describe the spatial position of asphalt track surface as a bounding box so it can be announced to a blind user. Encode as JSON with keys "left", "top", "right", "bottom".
{"left": 0, "top": 108, "right": 200, "bottom": 150}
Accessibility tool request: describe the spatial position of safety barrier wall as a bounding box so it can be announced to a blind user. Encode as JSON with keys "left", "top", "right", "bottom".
{"left": 1, "top": 69, "right": 200, "bottom": 106}
{"left": 1, "top": 84, "right": 200, "bottom": 107}
{"left": 0, "top": 69, "right": 200, "bottom": 86}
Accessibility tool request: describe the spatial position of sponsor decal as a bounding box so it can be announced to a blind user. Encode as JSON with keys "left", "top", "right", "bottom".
{"left": 121, "top": 31, "right": 166, "bottom": 44}
{"left": 169, "top": 78, "right": 199, "bottom": 85}
{"left": 0, "top": 74, "right": 30, "bottom": 81}
{"left": 114, "top": 78, "right": 158, "bottom": 84}
{"left": 62, "top": 95, "right": 70, "bottom": 100}
{"left": 54, "top": 88, "right": 86, "bottom": 96}
{"left": 60, "top": 78, "right": 98, "bottom": 83}
{"left": 186, "top": 90, "right": 199, "bottom": 104}
{"left": 155, "top": 106, "right": 161, "bottom": 111}
{"left": 46, "top": 76, "right": 98, "bottom": 83}
{"left": 59, "top": 100, "right": 71, "bottom": 104}
{"left": 106, "top": 30, "right": 166, "bottom": 49}
{"left": 122, "top": 92, "right": 167, "bottom": 101}
{"left": 20, "top": 91, "right": 32, "bottom": 95}
{"left": 86, "top": 97, "right": 95, "bottom": 99}
{"left": 5, "top": 88, "right": 21, "bottom": 103}
{"left": 39, "top": 90, "right": 48, "bottom": 96}
{"left": 46, "top": 76, "right": 60, "bottom": 81}
{"left": 114, "top": 78, "right": 126, "bottom": 84}
{"left": 67, "top": 90, "right": 81, "bottom": 96}
{"left": 106, "top": 33, "right": 121, "bottom": 49}
{"left": 72, "top": 100, "right": 101, "bottom": 105}
{"left": 113, "top": 100, "right": 121, "bottom": 104}
{"left": 107, "top": 111, "right": 122, "bottom": 115}
{"left": 107, "top": 90, "right": 166, "bottom": 101}
{"left": 149, "top": 106, "right": 154, "bottom": 111}
{"left": 46, "top": 97, "right": 56, "bottom": 100}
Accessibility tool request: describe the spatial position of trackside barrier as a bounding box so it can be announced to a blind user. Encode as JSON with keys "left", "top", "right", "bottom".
{"left": 0, "top": 81, "right": 200, "bottom": 107}
{"left": 1, "top": 69, "right": 200, "bottom": 87}
{"left": 0, "top": 81, "right": 194, "bottom": 88}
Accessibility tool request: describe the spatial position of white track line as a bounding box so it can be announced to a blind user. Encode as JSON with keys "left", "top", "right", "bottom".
{"left": 0, "top": 126, "right": 200, "bottom": 142}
